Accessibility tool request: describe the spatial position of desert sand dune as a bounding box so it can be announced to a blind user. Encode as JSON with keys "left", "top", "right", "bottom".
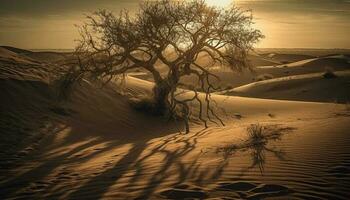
{"left": 25, "top": 52, "right": 70, "bottom": 63}
{"left": 257, "top": 48, "right": 350, "bottom": 57}
{"left": 222, "top": 71, "right": 350, "bottom": 103}
{"left": 258, "top": 55, "right": 350, "bottom": 69}
{"left": 0, "top": 46, "right": 33, "bottom": 54}
{"left": 1, "top": 46, "right": 72, "bottom": 63}
{"left": 260, "top": 53, "right": 316, "bottom": 64}
{"left": 172, "top": 54, "right": 350, "bottom": 92}
{"left": 247, "top": 54, "right": 280, "bottom": 66}
{"left": 1, "top": 49, "right": 350, "bottom": 199}
{"left": 0, "top": 47, "right": 39, "bottom": 65}
{"left": 134, "top": 53, "right": 350, "bottom": 90}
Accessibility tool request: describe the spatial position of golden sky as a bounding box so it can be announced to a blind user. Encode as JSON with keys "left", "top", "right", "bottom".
{"left": 0, "top": 0, "right": 349, "bottom": 49}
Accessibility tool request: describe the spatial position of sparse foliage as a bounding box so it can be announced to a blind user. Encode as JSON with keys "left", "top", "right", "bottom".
{"left": 256, "top": 73, "right": 274, "bottom": 81}
{"left": 323, "top": 67, "right": 337, "bottom": 79}
{"left": 128, "top": 95, "right": 164, "bottom": 115}
{"left": 247, "top": 123, "right": 265, "bottom": 143}
{"left": 63, "top": 0, "right": 263, "bottom": 133}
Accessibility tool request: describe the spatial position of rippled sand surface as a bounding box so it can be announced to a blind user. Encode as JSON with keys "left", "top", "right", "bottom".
{"left": 1, "top": 47, "right": 350, "bottom": 199}
{"left": 1, "top": 78, "right": 349, "bottom": 199}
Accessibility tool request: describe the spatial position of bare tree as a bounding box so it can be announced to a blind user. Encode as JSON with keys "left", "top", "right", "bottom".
{"left": 64, "top": 0, "right": 263, "bottom": 133}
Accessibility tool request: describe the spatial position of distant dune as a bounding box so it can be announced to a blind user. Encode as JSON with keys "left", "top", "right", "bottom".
{"left": 261, "top": 53, "right": 316, "bottom": 64}
{"left": 258, "top": 55, "right": 350, "bottom": 69}
{"left": 0, "top": 46, "right": 33, "bottom": 54}
{"left": 256, "top": 48, "right": 350, "bottom": 57}
{"left": 222, "top": 71, "right": 350, "bottom": 103}
{"left": 0, "top": 46, "right": 38, "bottom": 65}
{"left": 177, "top": 54, "right": 350, "bottom": 91}
{"left": 248, "top": 54, "right": 280, "bottom": 66}
{"left": 0, "top": 46, "right": 72, "bottom": 63}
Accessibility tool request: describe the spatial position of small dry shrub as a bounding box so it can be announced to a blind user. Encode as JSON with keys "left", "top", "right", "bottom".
{"left": 323, "top": 67, "right": 337, "bottom": 79}
{"left": 128, "top": 95, "right": 184, "bottom": 120}
{"left": 224, "top": 85, "right": 234, "bottom": 90}
{"left": 128, "top": 95, "right": 159, "bottom": 115}
{"left": 217, "top": 123, "right": 295, "bottom": 155}
{"left": 256, "top": 73, "right": 274, "bottom": 81}
{"left": 246, "top": 123, "right": 266, "bottom": 144}
{"left": 346, "top": 102, "right": 350, "bottom": 111}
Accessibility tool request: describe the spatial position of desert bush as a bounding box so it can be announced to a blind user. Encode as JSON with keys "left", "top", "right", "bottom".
{"left": 322, "top": 67, "right": 337, "bottom": 79}
{"left": 217, "top": 123, "right": 295, "bottom": 155}
{"left": 246, "top": 123, "right": 266, "bottom": 144}
{"left": 256, "top": 73, "right": 274, "bottom": 81}
{"left": 128, "top": 95, "right": 159, "bottom": 115}
{"left": 345, "top": 102, "right": 350, "bottom": 111}
{"left": 128, "top": 95, "right": 186, "bottom": 121}
{"left": 55, "top": 67, "right": 82, "bottom": 100}
{"left": 224, "top": 85, "right": 234, "bottom": 90}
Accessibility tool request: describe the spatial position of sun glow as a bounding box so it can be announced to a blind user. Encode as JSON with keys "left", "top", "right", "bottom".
{"left": 205, "top": 0, "right": 233, "bottom": 7}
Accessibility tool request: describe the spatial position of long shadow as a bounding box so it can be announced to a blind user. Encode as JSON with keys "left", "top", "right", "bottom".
{"left": 1, "top": 111, "right": 297, "bottom": 200}
{"left": 0, "top": 121, "right": 182, "bottom": 199}
{"left": 134, "top": 128, "right": 210, "bottom": 199}
{"left": 67, "top": 141, "right": 148, "bottom": 199}
{"left": 0, "top": 79, "right": 63, "bottom": 170}
{"left": 0, "top": 70, "right": 240, "bottom": 199}
{"left": 67, "top": 123, "right": 286, "bottom": 200}
{"left": 0, "top": 137, "right": 103, "bottom": 197}
{"left": 3, "top": 80, "right": 294, "bottom": 199}
{"left": 67, "top": 128, "right": 211, "bottom": 200}
{"left": 1, "top": 78, "right": 202, "bottom": 199}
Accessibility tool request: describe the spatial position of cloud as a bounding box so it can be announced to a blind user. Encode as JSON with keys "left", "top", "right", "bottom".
{"left": 0, "top": 0, "right": 141, "bottom": 17}
{"left": 0, "top": 0, "right": 349, "bottom": 48}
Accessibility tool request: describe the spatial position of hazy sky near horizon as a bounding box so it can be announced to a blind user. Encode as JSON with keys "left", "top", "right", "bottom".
{"left": 0, "top": 0, "right": 349, "bottom": 49}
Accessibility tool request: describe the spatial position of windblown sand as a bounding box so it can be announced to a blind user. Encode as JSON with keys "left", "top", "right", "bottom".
{"left": 1, "top": 47, "right": 350, "bottom": 199}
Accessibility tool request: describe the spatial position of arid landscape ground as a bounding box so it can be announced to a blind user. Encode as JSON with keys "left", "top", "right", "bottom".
{"left": 1, "top": 45, "right": 350, "bottom": 199}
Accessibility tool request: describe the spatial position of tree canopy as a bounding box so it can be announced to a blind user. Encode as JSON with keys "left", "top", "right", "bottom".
{"left": 64, "top": 0, "right": 263, "bottom": 133}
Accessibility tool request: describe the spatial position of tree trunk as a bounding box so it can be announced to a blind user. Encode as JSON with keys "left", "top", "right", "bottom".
{"left": 153, "top": 80, "right": 171, "bottom": 115}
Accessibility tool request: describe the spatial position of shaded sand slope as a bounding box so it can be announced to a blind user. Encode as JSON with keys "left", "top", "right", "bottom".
{"left": 222, "top": 71, "right": 350, "bottom": 103}
{"left": 0, "top": 47, "right": 66, "bottom": 81}
{"left": 1, "top": 70, "right": 350, "bottom": 199}
{"left": 25, "top": 52, "right": 70, "bottom": 63}
{"left": 0, "top": 46, "right": 32, "bottom": 54}
{"left": 1, "top": 46, "right": 72, "bottom": 63}
{"left": 0, "top": 78, "right": 57, "bottom": 165}
{"left": 0, "top": 47, "right": 39, "bottom": 66}
{"left": 0, "top": 48, "right": 66, "bottom": 166}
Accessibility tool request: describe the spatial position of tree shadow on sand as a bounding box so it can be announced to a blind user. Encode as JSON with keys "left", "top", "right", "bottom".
{"left": 0, "top": 79, "right": 71, "bottom": 171}
{"left": 0, "top": 88, "right": 296, "bottom": 200}
{"left": 148, "top": 124, "right": 297, "bottom": 200}
{"left": 0, "top": 78, "right": 232, "bottom": 199}
{"left": 66, "top": 127, "right": 215, "bottom": 200}
{"left": 0, "top": 114, "right": 220, "bottom": 200}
